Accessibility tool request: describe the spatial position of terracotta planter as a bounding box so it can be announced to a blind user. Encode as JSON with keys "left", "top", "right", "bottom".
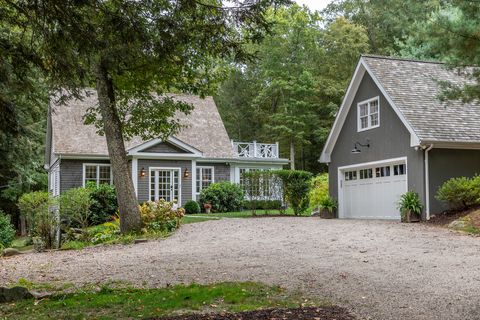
{"left": 320, "top": 208, "right": 336, "bottom": 219}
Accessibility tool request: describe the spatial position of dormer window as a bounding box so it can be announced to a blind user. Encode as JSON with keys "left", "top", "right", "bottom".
{"left": 357, "top": 97, "right": 380, "bottom": 131}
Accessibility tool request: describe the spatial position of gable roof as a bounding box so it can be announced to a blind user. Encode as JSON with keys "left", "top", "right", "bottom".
{"left": 320, "top": 55, "right": 480, "bottom": 163}
{"left": 48, "top": 91, "right": 235, "bottom": 162}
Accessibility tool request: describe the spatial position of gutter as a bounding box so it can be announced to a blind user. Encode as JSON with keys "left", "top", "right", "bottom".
{"left": 424, "top": 144, "right": 434, "bottom": 220}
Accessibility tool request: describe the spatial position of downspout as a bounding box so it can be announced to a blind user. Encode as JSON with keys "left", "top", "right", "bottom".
{"left": 424, "top": 144, "right": 434, "bottom": 220}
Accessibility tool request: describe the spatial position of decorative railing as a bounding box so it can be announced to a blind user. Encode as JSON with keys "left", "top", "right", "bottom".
{"left": 232, "top": 141, "right": 279, "bottom": 158}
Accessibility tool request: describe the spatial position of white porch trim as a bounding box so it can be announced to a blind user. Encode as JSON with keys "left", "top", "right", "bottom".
{"left": 127, "top": 136, "right": 203, "bottom": 157}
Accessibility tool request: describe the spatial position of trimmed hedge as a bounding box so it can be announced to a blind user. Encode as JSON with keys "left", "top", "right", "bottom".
{"left": 274, "top": 170, "right": 313, "bottom": 215}
{"left": 184, "top": 200, "right": 201, "bottom": 214}
{"left": 199, "top": 182, "right": 244, "bottom": 213}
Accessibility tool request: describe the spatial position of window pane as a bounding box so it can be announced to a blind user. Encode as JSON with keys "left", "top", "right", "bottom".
{"left": 359, "top": 104, "right": 368, "bottom": 116}
{"left": 85, "top": 166, "right": 97, "bottom": 180}
{"left": 360, "top": 116, "right": 368, "bottom": 129}
{"left": 370, "top": 100, "right": 379, "bottom": 113}
{"left": 370, "top": 113, "right": 379, "bottom": 126}
{"left": 99, "top": 166, "right": 111, "bottom": 184}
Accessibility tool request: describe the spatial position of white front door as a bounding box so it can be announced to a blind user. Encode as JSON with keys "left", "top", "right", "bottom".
{"left": 339, "top": 159, "right": 407, "bottom": 220}
{"left": 150, "top": 169, "right": 180, "bottom": 203}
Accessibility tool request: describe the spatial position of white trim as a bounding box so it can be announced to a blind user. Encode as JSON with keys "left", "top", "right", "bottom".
{"left": 128, "top": 153, "right": 201, "bottom": 160}
{"left": 357, "top": 96, "right": 380, "bottom": 132}
{"left": 191, "top": 160, "right": 197, "bottom": 201}
{"left": 127, "top": 136, "right": 203, "bottom": 156}
{"left": 320, "top": 57, "right": 421, "bottom": 163}
{"left": 148, "top": 167, "right": 182, "bottom": 204}
{"left": 132, "top": 157, "right": 138, "bottom": 197}
{"left": 424, "top": 144, "right": 434, "bottom": 220}
{"left": 195, "top": 166, "right": 215, "bottom": 195}
{"left": 82, "top": 163, "right": 113, "bottom": 187}
{"left": 337, "top": 157, "right": 408, "bottom": 219}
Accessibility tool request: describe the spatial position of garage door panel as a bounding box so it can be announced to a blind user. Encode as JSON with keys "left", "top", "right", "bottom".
{"left": 341, "top": 161, "right": 406, "bottom": 220}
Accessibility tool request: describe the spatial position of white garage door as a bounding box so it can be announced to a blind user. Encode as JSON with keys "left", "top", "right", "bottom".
{"left": 339, "top": 159, "right": 407, "bottom": 219}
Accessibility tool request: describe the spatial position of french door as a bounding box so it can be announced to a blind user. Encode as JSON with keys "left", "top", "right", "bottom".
{"left": 150, "top": 169, "right": 180, "bottom": 203}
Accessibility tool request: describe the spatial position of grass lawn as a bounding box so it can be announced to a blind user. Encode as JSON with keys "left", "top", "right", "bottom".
{"left": 10, "top": 237, "right": 33, "bottom": 252}
{"left": 0, "top": 282, "right": 326, "bottom": 320}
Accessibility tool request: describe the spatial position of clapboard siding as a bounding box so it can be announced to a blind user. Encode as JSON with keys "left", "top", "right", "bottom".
{"left": 197, "top": 162, "right": 230, "bottom": 183}
{"left": 137, "top": 159, "right": 192, "bottom": 205}
{"left": 60, "top": 159, "right": 110, "bottom": 193}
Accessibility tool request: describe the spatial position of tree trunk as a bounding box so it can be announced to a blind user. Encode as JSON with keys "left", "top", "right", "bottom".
{"left": 95, "top": 60, "right": 142, "bottom": 233}
{"left": 290, "top": 140, "right": 295, "bottom": 170}
{"left": 20, "top": 215, "right": 27, "bottom": 236}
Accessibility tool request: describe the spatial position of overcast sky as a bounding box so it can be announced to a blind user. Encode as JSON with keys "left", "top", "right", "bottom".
{"left": 295, "top": 0, "right": 332, "bottom": 11}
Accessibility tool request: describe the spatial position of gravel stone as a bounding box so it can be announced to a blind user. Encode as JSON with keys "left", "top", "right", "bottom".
{"left": 1, "top": 218, "right": 479, "bottom": 320}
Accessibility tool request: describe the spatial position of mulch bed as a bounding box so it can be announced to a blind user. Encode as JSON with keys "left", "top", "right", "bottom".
{"left": 154, "top": 306, "right": 355, "bottom": 320}
{"left": 426, "top": 206, "right": 480, "bottom": 226}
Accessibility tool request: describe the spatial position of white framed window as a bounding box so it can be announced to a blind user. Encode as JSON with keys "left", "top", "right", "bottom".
{"left": 344, "top": 171, "right": 357, "bottom": 181}
{"left": 196, "top": 166, "right": 214, "bottom": 194}
{"left": 375, "top": 166, "right": 391, "bottom": 178}
{"left": 357, "top": 97, "right": 380, "bottom": 131}
{"left": 359, "top": 168, "right": 373, "bottom": 179}
{"left": 83, "top": 163, "right": 112, "bottom": 186}
{"left": 49, "top": 163, "right": 60, "bottom": 197}
{"left": 393, "top": 164, "right": 406, "bottom": 176}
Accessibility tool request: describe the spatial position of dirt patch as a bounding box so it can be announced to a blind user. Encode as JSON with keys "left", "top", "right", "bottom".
{"left": 156, "top": 307, "right": 354, "bottom": 320}
{"left": 426, "top": 206, "right": 480, "bottom": 226}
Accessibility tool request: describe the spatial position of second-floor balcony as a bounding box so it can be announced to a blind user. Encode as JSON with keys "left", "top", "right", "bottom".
{"left": 232, "top": 141, "right": 279, "bottom": 158}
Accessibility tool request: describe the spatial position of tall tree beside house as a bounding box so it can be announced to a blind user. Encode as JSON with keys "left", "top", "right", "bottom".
{"left": 216, "top": 6, "right": 369, "bottom": 171}
{"left": 5, "top": 0, "right": 289, "bottom": 233}
{"left": 0, "top": 14, "right": 48, "bottom": 231}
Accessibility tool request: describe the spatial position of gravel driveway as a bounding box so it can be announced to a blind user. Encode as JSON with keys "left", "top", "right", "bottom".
{"left": 1, "top": 218, "right": 480, "bottom": 320}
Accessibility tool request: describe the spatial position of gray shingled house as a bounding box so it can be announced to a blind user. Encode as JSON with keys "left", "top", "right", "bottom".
{"left": 320, "top": 55, "right": 480, "bottom": 220}
{"left": 45, "top": 91, "right": 289, "bottom": 205}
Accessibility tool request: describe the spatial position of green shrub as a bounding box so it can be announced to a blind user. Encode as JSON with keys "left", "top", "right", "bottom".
{"left": 139, "top": 200, "right": 185, "bottom": 232}
{"left": 59, "top": 187, "right": 93, "bottom": 229}
{"left": 86, "top": 182, "right": 118, "bottom": 225}
{"left": 436, "top": 177, "right": 480, "bottom": 210}
{"left": 309, "top": 174, "right": 329, "bottom": 209}
{"left": 184, "top": 200, "right": 201, "bottom": 214}
{"left": 88, "top": 220, "right": 121, "bottom": 244}
{"left": 0, "top": 212, "right": 15, "bottom": 248}
{"left": 243, "top": 200, "right": 282, "bottom": 210}
{"left": 275, "top": 170, "right": 313, "bottom": 215}
{"left": 199, "top": 182, "right": 244, "bottom": 213}
{"left": 398, "top": 191, "right": 423, "bottom": 220}
{"left": 18, "top": 191, "right": 57, "bottom": 249}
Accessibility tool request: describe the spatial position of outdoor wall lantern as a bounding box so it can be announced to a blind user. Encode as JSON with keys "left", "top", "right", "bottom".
{"left": 184, "top": 168, "right": 190, "bottom": 178}
{"left": 140, "top": 167, "right": 146, "bottom": 177}
{"left": 351, "top": 140, "right": 370, "bottom": 154}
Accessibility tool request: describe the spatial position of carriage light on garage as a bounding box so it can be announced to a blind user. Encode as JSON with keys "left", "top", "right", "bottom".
{"left": 351, "top": 140, "right": 370, "bottom": 154}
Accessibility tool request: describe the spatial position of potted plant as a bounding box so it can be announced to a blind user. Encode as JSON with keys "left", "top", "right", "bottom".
{"left": 203, "top": 203, "right": 212, "bottom": 214}
{"left": 398, "top": 191, "right": 423, "bottom": 222}
{"left": 319, "top": 196, "right": 337, "bottom": 219}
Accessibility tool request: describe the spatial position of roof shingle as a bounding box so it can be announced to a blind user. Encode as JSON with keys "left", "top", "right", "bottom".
{"left": 51, "top": 91, "right": 235, "bottom": 158}
{"left": 362, "top": 55, "right": 480, "bottom": 143}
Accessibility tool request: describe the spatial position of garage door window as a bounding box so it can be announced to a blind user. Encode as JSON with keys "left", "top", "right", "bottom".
{"left": 359, "top": 168, "right": 373, "bottom": 179}
{"left": 345, "top": 171, "right": 357, "bottom": 181}
{"left": 393, "top": 164, "right": 406, "bottom": 175}
{"left": 375, "top": 166, "right": 391, "bottom": 177}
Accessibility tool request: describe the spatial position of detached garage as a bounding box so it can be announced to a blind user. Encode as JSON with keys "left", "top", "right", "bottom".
{"left": 320, "top": 55, "right": 480, "bottom": 220}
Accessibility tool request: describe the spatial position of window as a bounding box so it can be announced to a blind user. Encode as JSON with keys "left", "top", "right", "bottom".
{"left": 358, "top": 97, "right": 380, "bottom": 131}
{"left": 359, "top": 168, "right": 373, "bottom": 179}
{"left": 345, "top": 171, "right": 357, "bottom": 181}
{"left": 83, "top": 164, "right": 112, "bottom": 186}
{"left": 393, "top": 164, "right": 406, "bottom": 176}
{"left": 375, "top": 166, "right": 391, "bottom": 178}
{"left": 196, "top": 167, "right": 214, "bottom": 194}
{"left": 49, "top": 163, "right": 60, "bottom": 197}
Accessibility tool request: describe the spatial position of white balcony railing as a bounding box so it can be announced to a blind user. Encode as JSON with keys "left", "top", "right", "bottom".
{"left": 232, "top": 141, "right": 279, "bottom": 158}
